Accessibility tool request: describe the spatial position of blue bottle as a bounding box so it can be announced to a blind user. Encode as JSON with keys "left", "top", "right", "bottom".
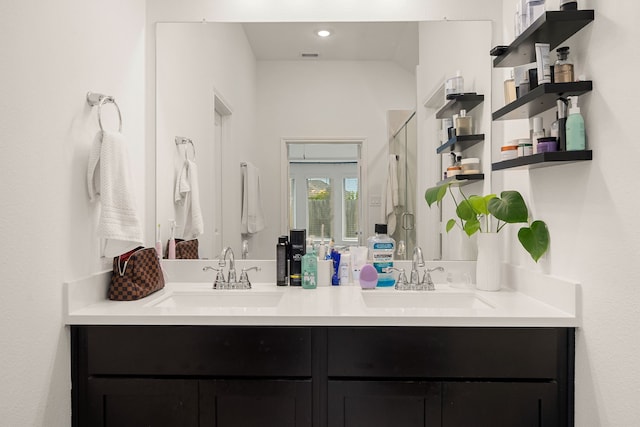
{"left": 367, "top": 224, "right": 396, "bottom": 287}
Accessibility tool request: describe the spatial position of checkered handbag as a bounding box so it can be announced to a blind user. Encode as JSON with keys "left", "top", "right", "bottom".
{"left": 175, "top": 239, "right": 199, "bottom": 259}
{"left": 108, "top": 247, "right": 165, "bottom": 301}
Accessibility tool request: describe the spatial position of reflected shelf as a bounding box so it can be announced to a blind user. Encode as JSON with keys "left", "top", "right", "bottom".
{"left": 436, "top": 174, "right": 484, "bottom": 187}
{"left": 436, "top": 134, "right": 485, "bottom": 154}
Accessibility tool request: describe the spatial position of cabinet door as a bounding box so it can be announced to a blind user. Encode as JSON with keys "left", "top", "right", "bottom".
{"left": 328, "top": 380, "right": 442, "bottom": 427}
{"left": 86, "top": 378, "right": 198, "bottom": 427}
{"left": 199, "top": 379, "right": 312, "bottom": 427}
{"left": 443, "top": 382, "right": 559, "bottom": 427}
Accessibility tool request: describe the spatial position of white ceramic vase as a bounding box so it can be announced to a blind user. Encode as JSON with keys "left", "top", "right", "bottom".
{"left": 475, "top": 232, "right": 502, "bottom": 291}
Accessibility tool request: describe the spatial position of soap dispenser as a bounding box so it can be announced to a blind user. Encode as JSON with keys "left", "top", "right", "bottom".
{"left": 551, "top": 97, "right": 568, "bottom": 151}
{"left": 566, "top": 96, "right": 586, "bottom": 151}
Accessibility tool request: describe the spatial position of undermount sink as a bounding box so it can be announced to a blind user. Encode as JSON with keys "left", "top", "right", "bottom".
{"left": 361, "top": 291, "right": 494, "bottom": 310}
{"left": 149, "top": 291, "right": 284, "bottom": 309}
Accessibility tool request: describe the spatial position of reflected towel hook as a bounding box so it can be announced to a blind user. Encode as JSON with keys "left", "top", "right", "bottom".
{"left": 86, "top": 91, "right": 122, "bottom": 132}
{"left": 175, "top": 136, "right": 196, "bottom": 160}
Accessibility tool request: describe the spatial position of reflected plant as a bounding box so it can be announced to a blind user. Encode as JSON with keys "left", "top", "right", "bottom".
{"left": 425, "top": 182, "right": 550, "bottom": 262}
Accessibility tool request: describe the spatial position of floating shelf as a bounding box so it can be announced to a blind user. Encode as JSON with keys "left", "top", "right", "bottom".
{"left": 436, "top": 134, "right": 485, "bottom": 154}
{"left": 436, "top": 174, "right": 484, "bottom": 187}
{"left": 492, "top": 150, "right": 592, "bottom": 171}
{"left": 435, "top": 94, "right": 484, "bottom": 119}
{"left": 492, "top": 10, "right": 595, "bottom": 68}
{"left": 492, "top": 81, "right": 592, "bottom": 121}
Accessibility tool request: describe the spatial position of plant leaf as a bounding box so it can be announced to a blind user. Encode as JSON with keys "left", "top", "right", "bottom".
{"left": 456, "top": 199, "right": 475, "bottom": 221}
{"left": 518, "top": 220, "right": 550, "bottom": 262}
{"left": 488, "top": 191, "right": 529, "bottom": 223}
{"left": 446, "top": 219, "right": 457, "bottom": 232}
{"left": 425, "top": 184, "right": 449, "bottom": 207}
{"left": 463, "top": 216, "right": 481, "bottom": 236}
{"left": 469, "top": 194, "right": 496, "bottom": 215}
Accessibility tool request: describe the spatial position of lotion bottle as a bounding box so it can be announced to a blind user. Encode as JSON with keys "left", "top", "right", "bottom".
{"left": 566, "top": 96, "right": 586, "bottom": 151}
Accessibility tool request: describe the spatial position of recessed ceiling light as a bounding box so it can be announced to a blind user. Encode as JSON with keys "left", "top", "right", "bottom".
{"left": 316, "top": 30, "right": 331, "bottom": 38}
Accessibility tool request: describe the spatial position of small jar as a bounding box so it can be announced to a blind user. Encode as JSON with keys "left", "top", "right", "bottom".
{"left": 501, "top": 145, "right": 519, "bottom": 161}
{"left": 447, "top": 166, "right": 462, "bottom": 177}
{"left": 517, "top": 139, "right": 532, "bottom": 157}
{"left": 537, "top": 136, "right": 558, "bottom": 153}
{"left": 461, "top": 158, "right": 481, "bottom": 174}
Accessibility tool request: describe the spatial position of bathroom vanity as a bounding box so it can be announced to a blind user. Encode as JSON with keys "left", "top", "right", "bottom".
{"left": 72, "top": 325, "right": 573, "bottom": 427}
{"left": 67, "top": 263, "right": 578, "bottom": 427}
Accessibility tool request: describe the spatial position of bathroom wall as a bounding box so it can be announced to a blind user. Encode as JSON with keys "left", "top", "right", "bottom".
{"left": 10, "top": 1, "right": 640, "bottom": 426}
{"left": 416, "top": 20, "right": 494, "bottom": 261}
{"left": 495, "top": 0, "right": 640, "bottom": 425}
{"left": 0, "top": 1, "right": 146, "bottom": 425}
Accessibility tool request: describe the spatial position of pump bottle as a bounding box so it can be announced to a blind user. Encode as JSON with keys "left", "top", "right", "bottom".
{"left": 566, "top": 96, "right": 586, "bottom": 151}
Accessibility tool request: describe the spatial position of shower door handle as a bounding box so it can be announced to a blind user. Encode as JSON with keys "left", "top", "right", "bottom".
{"left": 402, "top": 212, "right": 414, "bottom": 231}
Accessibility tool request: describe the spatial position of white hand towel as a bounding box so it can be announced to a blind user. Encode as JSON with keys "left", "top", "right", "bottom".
{"left": 241, "top": 162, "right": 265, "bottom": 234}
{"left": 383, "top": 154, "right": 399, "bottom": 235}
{"left": 174, "top": 159, "right": 204, "bottom": 238}
{"left": 87, "top": 130, "right": 143, "bottom": 256}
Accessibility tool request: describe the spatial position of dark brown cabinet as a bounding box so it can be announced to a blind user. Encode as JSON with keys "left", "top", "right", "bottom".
{"left": 71, "top": 326, "right": 574, "bottom": 426}
{"left": 86, "top": 378, "right": 198, "bottom": 427}
{"left": 328, "top": 381, "right": 442, "bottom": 427}
{"left": 200, "top": 380, "right": 312, "bottom": 427}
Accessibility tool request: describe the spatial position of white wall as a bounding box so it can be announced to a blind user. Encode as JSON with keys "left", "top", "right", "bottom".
{"left": 416, "top": 20, "right": 494, "bottom": 261}
{"left": 496, "top": 0, "right": 640, "bottom": 425}
{"left": 0, "top": 1, "right": 146, "bottom": 425}
{"left": 254, "top": 60, "right": 416, "bottom": 257}
{"left": 156, "top": 23, "right": 257, "bottom": 259}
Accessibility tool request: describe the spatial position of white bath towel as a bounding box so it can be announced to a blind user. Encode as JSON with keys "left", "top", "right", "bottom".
{"left": 87, "top": 130, "right": 143, "bottom": 256}
{"left": 241, "top": 162, "right": 265, "bottom": 234}
{"left": 174, "top": 159, "right": 204, "bottom": 238}
{"left": 383, "top": 154, "right": 399, "bottom": 235}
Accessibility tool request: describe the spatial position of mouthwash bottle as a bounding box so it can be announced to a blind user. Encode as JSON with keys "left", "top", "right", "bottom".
{"left": 367, "top": 224, "right": 396, "bottom": 287}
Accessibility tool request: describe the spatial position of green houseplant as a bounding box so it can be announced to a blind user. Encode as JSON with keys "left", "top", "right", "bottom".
{"left": 425, "top": 182, "right": 550, "bottom": 262}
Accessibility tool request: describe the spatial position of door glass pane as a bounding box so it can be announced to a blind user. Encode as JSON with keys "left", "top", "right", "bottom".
{"left": 307, "top": 178, "right": 332, "bottom": 239}
{"left": 343, "top": 178, "right": 359, "bottom": 241}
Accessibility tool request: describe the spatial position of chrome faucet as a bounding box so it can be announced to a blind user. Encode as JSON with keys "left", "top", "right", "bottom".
{"left": 219, "top": 246, "right": 237, "bottom": 286}
{"left": 423, "top": 267, "right": 444, "bottom": 291}
{"left": 410, "top": 246, "right": 425, "bottom": 287}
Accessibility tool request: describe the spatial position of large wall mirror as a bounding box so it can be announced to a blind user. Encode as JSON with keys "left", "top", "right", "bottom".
{"left": 155, "top": 20, "right": 492, "bottom": 260}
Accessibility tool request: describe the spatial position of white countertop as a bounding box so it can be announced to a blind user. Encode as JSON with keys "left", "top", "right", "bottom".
{"left": 65, "top": 262, "right": 579, "bottom": 327}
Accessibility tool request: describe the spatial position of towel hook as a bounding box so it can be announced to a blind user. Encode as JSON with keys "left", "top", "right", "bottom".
{"left": 87, "top": 91, "right": 122, "bottom": 133}
{"left": 175, "top": 136, "right": 196, "bottom": 160}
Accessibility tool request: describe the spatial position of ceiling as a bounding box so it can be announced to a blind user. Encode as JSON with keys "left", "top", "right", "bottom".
{"left": 242, "top": 22, "right": 419, "bottom": 73}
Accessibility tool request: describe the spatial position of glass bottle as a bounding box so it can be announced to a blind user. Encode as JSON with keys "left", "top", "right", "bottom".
{"left": 554, "top": 46, "right": 574, "bottom": 83}
{"left": 455, "top": 109, "right": 473, "bottom": 136}
{"left": 504, "top": 70, "right": 516, "bottom": 104}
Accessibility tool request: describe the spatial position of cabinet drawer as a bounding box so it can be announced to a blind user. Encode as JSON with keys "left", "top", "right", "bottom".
{"left": 82, "top": 326, "right": 312, "bottom": 377}
{"left": 328, "top": 327, "right": 566, "bottom": 379}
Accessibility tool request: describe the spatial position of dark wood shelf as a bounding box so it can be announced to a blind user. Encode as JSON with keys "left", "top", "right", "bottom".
{"left": 492, "top": 150, "right": 592, "bottom": 171}
{"left": 436, "top": 134, "right": 485, "bottom": 154}
{"left": 435, "top": 94, "right": 484, "bottom": 119}
{"left": 437, "top": 174, "right": 484, "bottom": 187}
{"left": 492, "top": 10, "right": 594, "bottom": 68}
{"left": 492, "top": 81, "right": 592, "bottom": 121}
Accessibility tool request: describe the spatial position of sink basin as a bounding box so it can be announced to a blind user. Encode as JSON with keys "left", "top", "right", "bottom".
{"left": 361, "top": 291, "right": 493, "bottom": 310}
{"left": 149, "top": 291, "right": 284, "bottom": 309}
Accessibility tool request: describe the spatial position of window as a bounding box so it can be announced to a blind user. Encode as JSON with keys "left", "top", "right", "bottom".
{"left": 289, "top": 163, "right": 358, "bottom": 246}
